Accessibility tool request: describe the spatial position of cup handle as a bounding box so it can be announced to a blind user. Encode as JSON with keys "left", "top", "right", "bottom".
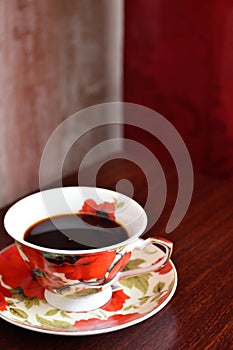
{"left": 116, "top": 237, "right": 173, "bottom": 281}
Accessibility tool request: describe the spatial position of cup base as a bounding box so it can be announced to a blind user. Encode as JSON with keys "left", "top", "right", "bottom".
{"left": 44, "top": 286, "right": 112, "bottom": 312}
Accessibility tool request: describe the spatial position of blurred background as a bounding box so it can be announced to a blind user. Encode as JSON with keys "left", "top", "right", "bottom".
{"left": 0, "top": 0, "right": 123, "bottom": 206}
{"left": 124, "top": 0, "right": 233, "bottom": 182}
{"left": 0, "top": 0, "right": 232, "bottom": 207}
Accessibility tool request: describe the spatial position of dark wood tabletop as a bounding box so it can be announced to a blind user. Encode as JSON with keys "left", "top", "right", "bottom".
{"left": 0, "top": 160, "right": 232, "bottom": 350}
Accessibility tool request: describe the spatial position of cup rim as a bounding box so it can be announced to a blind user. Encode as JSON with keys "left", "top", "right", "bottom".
{"left": 4, "top": 186, "right": 148, "bottom": 255}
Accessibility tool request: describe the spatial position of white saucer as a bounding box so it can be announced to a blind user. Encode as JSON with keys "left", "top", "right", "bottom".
{"left": 0, "top": 243, "right": 177, "bottom": 335}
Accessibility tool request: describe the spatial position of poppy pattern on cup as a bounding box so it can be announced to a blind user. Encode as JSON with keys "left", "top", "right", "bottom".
{"left": 15, "top": 199, "right": 132, "bottom": 297}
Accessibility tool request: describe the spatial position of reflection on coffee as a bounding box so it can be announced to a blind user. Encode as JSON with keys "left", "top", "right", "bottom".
{"left": 24, "top": 213, "right": 129, "bottom": 250}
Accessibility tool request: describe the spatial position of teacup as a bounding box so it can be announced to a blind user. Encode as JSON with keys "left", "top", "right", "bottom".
{"left": 4, "top": 187, "right": 173, "bottom": 312}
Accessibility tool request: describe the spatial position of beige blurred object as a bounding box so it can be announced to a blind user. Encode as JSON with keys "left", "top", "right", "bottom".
{"left": 0, "top": 0, "right": 123, "bottom": 207}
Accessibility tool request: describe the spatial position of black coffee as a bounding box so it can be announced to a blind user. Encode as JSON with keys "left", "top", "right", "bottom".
{"left": 24, "top": 213, "right": 129, "bottom": 250}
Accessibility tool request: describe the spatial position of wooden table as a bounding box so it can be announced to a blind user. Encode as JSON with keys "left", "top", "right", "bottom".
{"left": 0, "top": 161, "right": 232, "bottom": 349}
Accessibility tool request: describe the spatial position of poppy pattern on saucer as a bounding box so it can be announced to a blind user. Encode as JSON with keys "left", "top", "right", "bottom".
{"left": 0, "top": 242, "right": 177, "bottom": 335}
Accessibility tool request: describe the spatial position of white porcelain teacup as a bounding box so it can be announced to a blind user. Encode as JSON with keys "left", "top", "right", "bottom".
{"left": 4, "top": 187, "right": 173, "bottom": 312}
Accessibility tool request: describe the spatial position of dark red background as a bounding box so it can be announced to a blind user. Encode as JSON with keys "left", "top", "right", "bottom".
{"left": 124, "top": 0, "right": 233, "bottom": 180}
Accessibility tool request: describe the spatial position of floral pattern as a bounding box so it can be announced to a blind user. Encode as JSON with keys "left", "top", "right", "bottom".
{"left": 0, "top": 245, "right": 44, "bottom": 300}
{"left": 0, "top": 242, "right": 177, "bottom": 335}
{"left": 0, "top": 285, "right": 11, "bottom": 311}
{"left": 101, "top": 290, "right": 130, "bottom": 312}
{"left": 79, "top": 199, "right": 116, "bottom": 221}
{"left": 74, "top": 313, "right": 142, "bottom": 331}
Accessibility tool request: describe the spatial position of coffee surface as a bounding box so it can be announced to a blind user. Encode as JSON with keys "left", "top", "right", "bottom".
{"left": 24, "top": 213, "right": 129, "bottom": 250}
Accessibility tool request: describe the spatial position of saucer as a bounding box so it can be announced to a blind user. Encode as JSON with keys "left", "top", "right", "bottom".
{"left": 0, "top": 243, "right": 177, "bottom": 335}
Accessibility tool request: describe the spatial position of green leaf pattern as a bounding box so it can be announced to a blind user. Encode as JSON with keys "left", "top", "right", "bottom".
{"left": 10, "top": 288, "right": 41, "bottom": 309}
{"left": 120, "top": 273, "right": 152, "bottom": 294}
{"left": 113, "top": 198, "right": 125, "bottom": 209}
{"left": 36, "top": 314, "right": 74, "bottom": 330}
{"left": 122, "top": 258, "right": 146, "bottom": 272}
{"left": 121, "top": 259, "right": 173, "bottom": 311}
{"left": 45, "top": 309, "right": 59, "bottom": 316}
{"left": 9, "top": 308, "right": 28, "bottom": 319}
{"left": 153, "top": 282, "right": 165, "bottom": 293}
{"left": 0, "top": 240, "right": 176, "bottom": 333}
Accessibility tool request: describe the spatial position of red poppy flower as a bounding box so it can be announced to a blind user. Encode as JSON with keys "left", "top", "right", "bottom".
{"left": 21, "top": 245, "right": 72, "bottom": 276}
{"left": 65, "top": 251, "right": 116, "bottom": 281}
{"left": 79, "top": 199, "right": 116, "bottom": 221}
{"left": 0, "top": 292, "right": 8, "bottom": 311}
{"left": 152, "top": 257, "right": 173, "bottom": 274}
{"left": 74, "top": 312, "right": 141, "bottom": 331}
{"left": 0, "top": 285, "right": 11, "bottom": 298}
{"left": 19, "top": 245, "right": 70, "bottom": 290}
{"left": 0, "top": 245, "right": 44, "bottom": 300}
{"left": 0, "top": 245, "right": 33, "bottom": 288}
{"left": 20, "top": 245, "right": 45, "bottom": 270}
{"left": 47, "top": 262, "right": 77, "bottom": 275}
{"left": 158, "top": 261, "right": 173, "bottom": 275}
{"left": 19, "top": 246, "right": 119, "bottom": 288}
{"left": 0, "top": 285, "right": 11, "bottom": 311}
{"left": 21, "top": 276, "right": 45, "bottom": 300}
{"left": 157, "top": 291, "right": 170, "bottom": 306}
{"left": 107, "top": 252, "right": 131, "bottom": 282}
{"left": 101, "top": 289, "right": 130, "bottom": 312}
